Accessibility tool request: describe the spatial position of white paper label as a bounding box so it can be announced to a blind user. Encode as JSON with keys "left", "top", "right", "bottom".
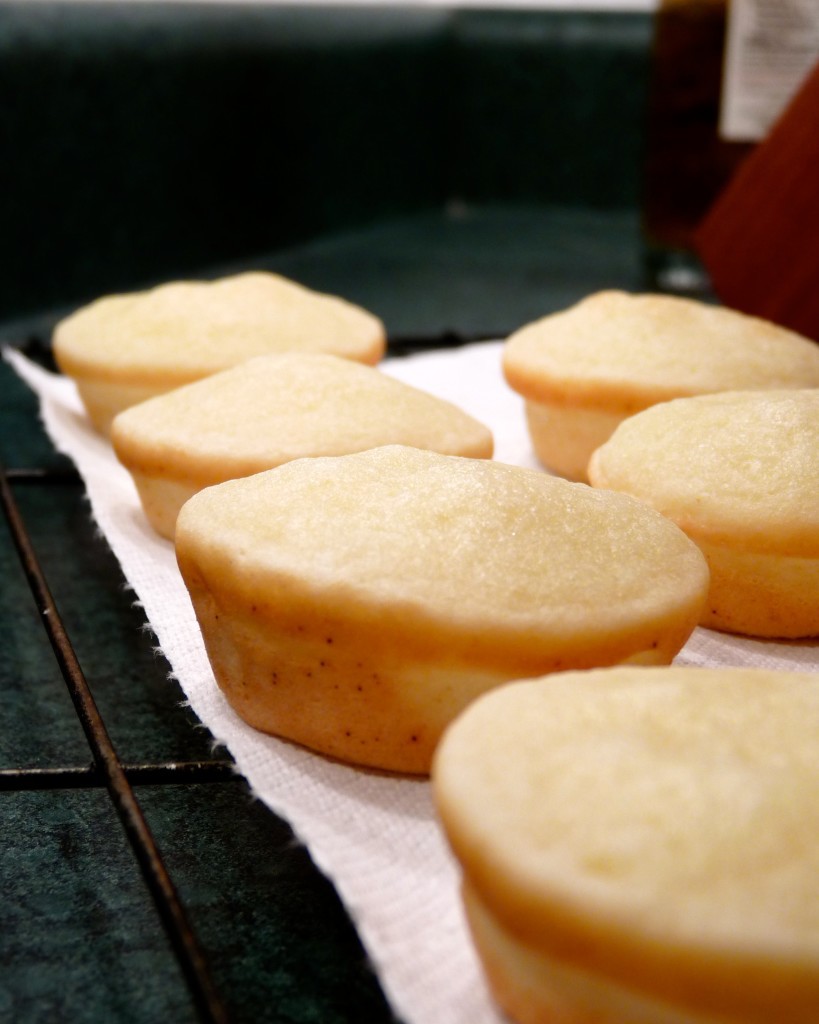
{"left": 719, "top": 0, "right": 819, "bottom": 141}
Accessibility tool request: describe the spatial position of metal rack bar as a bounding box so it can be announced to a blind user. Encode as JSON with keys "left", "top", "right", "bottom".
{"left": 0, "top": 462, "right": 231, "bottom": 1024}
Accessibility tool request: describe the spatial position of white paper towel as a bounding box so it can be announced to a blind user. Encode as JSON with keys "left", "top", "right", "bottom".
{"left": 6, "top": 341, "right": 818, "bottom": 1024}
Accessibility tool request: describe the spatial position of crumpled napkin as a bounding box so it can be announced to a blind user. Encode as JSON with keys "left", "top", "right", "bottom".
{"left": 6, "top": 341, "right": 818, "bottom": 1024}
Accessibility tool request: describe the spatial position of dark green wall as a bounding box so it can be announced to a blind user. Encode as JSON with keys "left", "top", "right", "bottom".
{"left": 0, "top": 3, "right": 652, "bottom": 323}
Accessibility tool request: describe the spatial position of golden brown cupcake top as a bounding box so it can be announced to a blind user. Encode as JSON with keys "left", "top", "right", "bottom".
{"left": 54, "top": 271, "right": 385, "bottom": 387}
{"left": 503, "top": 291, "right": 819, "bottom": 411}
{"left": 111, "top": 352, "right": 493, "bottom": 487}
{"left": 176, "top": 445, "right": 708, "bottom": 672}
{"left": 433, "top": 665, "right": 819, "bottom": 1022}
{"left": 589, "top": 389, "right": 819, "bottom": 556}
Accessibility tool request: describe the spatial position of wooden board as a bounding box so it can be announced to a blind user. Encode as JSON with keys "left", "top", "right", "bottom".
{"left": 696, "top": 59, "right": 819, "bottom": 342}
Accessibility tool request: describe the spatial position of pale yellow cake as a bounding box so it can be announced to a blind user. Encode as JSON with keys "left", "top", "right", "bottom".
{"left": 111, "top": 352, "right": 493, "bottom": 540}
{"left": 53, "top": 271, "right": 386, "bottom": 433}
{"left": 589, "top": 389, "right": 819, "bottom": 638}
{"left": 175, "top": 445, "right": 708, "bottom": 774}
{"left": 433, "top": 665, "right": 819, "bottom": 1024}
{"left": 502, "top": 290, "right": 819, "bottom": 481}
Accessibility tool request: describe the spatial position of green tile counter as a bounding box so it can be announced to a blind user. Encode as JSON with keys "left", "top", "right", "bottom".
{"left": 2, "top": 788, "right": 200, "bottom": 1023}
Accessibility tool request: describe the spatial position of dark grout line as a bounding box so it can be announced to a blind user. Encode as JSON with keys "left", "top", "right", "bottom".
{"left": 0, "top": 760, "right": 238, "bottom": 792}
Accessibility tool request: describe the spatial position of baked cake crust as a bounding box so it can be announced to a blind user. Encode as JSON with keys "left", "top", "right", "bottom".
{"left": 433, "top": 666, "right": 819, "bottom": 1022}
{"left": 112, "top": 352, "right": 493, "bottom": 539}
{"left": 589, "top": 390, "right": 819, "bottom": 638}
{"left": 176, "top": 446, "right": 709, "bottom": 773}
{"left": 502, "top": 291, "right": 819, "bottom": 481}
{"left": 53, "top": 271, "right": 386, "bottom": 432}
